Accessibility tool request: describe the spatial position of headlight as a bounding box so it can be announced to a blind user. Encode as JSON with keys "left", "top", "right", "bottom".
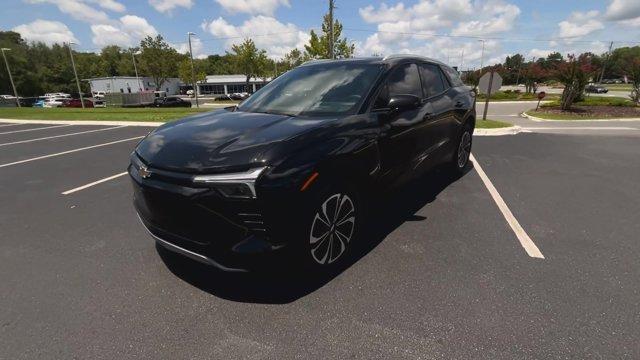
{"left": 192, "top": 167, "right": 267, "bottom": 199}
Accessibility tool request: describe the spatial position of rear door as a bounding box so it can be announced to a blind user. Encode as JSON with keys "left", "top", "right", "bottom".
{"left": 417, "top": 63, "right": 455, "bottom": 167}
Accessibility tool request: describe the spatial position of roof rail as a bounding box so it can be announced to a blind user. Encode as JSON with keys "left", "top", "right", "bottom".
{"left": 300, "top": 58, "right": 333, "bottom": 66}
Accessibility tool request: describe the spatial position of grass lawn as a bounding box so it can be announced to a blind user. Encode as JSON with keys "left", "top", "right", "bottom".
{"left": 0, "top": 107, "right": 210, "bottom": 122}
{"left": 476, "top": 119, "right": 513, "bottom": 128}
{"left": 476, "top": 91, "right": 560, "bottom": 101}
{"left": 602, "top": 84, "right": 633, "bottom": 91}
{"left": 526, "top": 111, "right": 640, "bottom": 120}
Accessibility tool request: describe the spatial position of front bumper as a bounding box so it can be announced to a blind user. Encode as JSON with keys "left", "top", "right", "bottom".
{"left": 129, "top": 162, "right": 290, "bottom": 272}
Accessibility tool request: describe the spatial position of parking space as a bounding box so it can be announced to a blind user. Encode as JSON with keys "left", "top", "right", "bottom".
{"left": 1, "top": 122, "right": 639, "bottom": 358}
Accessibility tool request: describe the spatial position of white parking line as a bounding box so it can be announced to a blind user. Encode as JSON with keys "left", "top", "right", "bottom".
{"left": 0, "top": 124, "right": 72, "bottom": 135}
{"left": 470, "top": 154, "right": 545, "bottom": 259}
{"left": 0, "top": 125, "right": 126, "bottom": 147}
{"left": 0, "top": 123, "right": 27, "bottom": 128}
{"left": 62, "top": 172, "right": 128, "bottom": 195}
{"left": 0, "top": 136, "right": 144, "bottom": 169}
{"left": 524, "top": 127, "right": 637, "bottom": 131}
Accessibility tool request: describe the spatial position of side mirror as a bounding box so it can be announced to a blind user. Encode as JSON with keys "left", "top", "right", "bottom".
{"left": 388, "top": 94, "right": 421, "bottom": 112}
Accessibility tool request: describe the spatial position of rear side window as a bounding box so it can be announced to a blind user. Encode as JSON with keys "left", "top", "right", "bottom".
{"left": 442, "top": 66, "right": 465, "bottom": 87}
{"left": 387, "top": 63, "right": 423, "bottom": 98}
{"left": 419, "top": 63, "right": 446, "bottom": 97}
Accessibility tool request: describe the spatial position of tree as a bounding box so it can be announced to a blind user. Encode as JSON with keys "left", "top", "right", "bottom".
{"left": 138, "top": 35, "right": 179, "bottom": 91}
{"left": 177, "top": 58, "right": 206, "bottom": 87}
{"left": 628, "top": 59, "right": 640, "bottom": 104}
{"left": 520, "top": 62, "right": 547, "bottom": 94}
{"left": 229, "top": 39, "right": 268, "bottom": 92}
{"left": 555, "top": 54, "right": 595, "bottom": 110}
{"left": 304, "top": 13, "right": 355, "bottom": 59}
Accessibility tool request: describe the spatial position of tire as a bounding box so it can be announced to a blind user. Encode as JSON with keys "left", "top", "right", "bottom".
{"left": 450, "top": 123, "right": 473, "bottom": 174}
{"left": 300, "top": 186, "right": 361, "bottom": 271}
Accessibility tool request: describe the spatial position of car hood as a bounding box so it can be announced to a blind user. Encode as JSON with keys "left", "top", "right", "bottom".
{"left": 135, "top": 109, "right": 329, "bottom": 173}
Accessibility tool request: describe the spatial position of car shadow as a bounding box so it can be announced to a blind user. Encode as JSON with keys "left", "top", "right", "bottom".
{"left": 157, "top": 163, "right": 474, "bottom": 304}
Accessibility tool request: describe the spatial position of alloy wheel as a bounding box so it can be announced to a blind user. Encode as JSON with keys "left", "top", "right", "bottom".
{"left": 309, "top": 193, "right": 355, "bottom": 265}
{"left": 457, "top": 131, "right": 472, "bottom": 169}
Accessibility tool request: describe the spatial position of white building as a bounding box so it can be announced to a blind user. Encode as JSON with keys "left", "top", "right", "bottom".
{"left": 85, "top": 76, "right": 181, "bottom": 95}
{"left": 197, "top": 75, "right": 272, "bottom": 97}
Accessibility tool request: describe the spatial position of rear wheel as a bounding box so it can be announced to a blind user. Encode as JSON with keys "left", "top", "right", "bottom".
{"left": 451, "top": 124, "right": 473, "bottom": 173}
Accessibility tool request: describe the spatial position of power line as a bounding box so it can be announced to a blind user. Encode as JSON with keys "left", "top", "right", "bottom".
{"left": 343, "top": 27, "right": 640, "bottom": 45}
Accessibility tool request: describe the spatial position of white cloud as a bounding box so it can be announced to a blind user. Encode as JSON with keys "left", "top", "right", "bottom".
{"left": 91, "top": 15, "right": 158, "bottom": 48}
{"left": 605, "top": 0, "right": 640, "bottom": 21}
{"left": 88, "top": 0, "right": 126, "bottom": 12}
{"left": 12, "top": 19, "right": 78, "bottom": 45}
{"left": 202, "top": 15, "right": 309, "bottom": 58}
{"left": 451, "top": 1, "right": 520, "bottom": 36}
{"left": 557, "top": 11, "right": 604, "bottom": 40}
{"left": 214, "top": 0, "right": 290, "bottom": 16}
{"left": 25, "top": 0, "right": 113, "bottom": 24}
{"left": 148, "top": 0, "right": 193, "bottom": 14}
{"left": 173, "top": 37, "right": 208, "bottom": 59}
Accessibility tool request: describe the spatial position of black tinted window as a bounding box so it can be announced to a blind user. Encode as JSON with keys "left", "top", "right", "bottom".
{"left": 387, "top": 64, "right": 422, "bottom": 98}
{"left": 419, "top": 63, "right": 446, "bottom": 97}
{"left": 442, "top": 66, "right": 465, "bottom": 87}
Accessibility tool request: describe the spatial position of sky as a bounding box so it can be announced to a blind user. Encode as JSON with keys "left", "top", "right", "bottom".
{"left": 2, "top": 0, "right": 640, "bottom": 70}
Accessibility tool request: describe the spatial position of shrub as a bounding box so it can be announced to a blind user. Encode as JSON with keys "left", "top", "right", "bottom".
{"left": 555, "top": 54, "right": 595, "bottom": 110}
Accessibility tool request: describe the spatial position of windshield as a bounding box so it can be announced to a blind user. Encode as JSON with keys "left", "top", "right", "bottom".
{"left": 237, "top": 62, "right": 383, "bottom": 117}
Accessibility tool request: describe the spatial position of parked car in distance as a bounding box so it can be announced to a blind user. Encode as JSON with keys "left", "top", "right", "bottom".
{"left": 186, "top": 89, "right": 195, "bottom": 97}
{"left": 229, "top": 92, "right": 250, "bottom": 100}
{"left": 33, "top": 99, "right": 46, "bottom": 108}
{"left": 130, "top": 55, "right": 476, "bottom": 273}
{"left": 62, "top": 98, "right": 94, "bottom": 108}
{"left": 44, "top": 92, "right": 71, "bottom": 99}
{"left": 93, "top": 99, "right": 106, "bottom": 108}
{"left": 43, "top": 97, "right": 67, "bottom": 108}
{"left": 0, "top": 94, "right": 16, "bottom": 99}
{"left": 92, "top": 91, "right": 106, "bottom": 99}
{"left": 585, "top": 85, "right": 609, "bottom": 93}
{"left": 18, "top": 97, "right": 39, "bottom": 107}
{"left": 152, "top": 96, "right": 192, "bottom": 108}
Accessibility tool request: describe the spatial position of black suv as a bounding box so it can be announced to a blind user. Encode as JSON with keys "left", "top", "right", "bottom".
{"left": 130, "top": 56, "right": 476, "bottom": 272}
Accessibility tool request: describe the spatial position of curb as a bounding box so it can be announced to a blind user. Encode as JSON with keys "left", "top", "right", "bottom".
{"left": 522, "top": 112, "right": 640, "bottom": 122}
{"left": 0, "top": 118, "right": 163, "bottom": 127}
{"left": 475, "top": 126, "right": 526, "bottom": 136}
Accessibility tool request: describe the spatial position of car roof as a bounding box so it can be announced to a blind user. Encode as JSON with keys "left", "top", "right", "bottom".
{"left": 300, "top": 55, "right": 447, "bottom": 68}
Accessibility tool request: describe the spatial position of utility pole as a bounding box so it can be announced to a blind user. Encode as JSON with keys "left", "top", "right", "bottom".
{"left": 460, "top": 48, "right": 465, "bottom": 70}
{"left": 478, "top": 39, "right": 485, "bottom": 75}
{"left": 187, "top": 32, "right": 199, "bottom": 108}
{"left": 328, "top": 0, "right": 335, "bottom": 59}
{"left": 1, "top": 48, "right": 20, "bottom": 107}
{"left": 131, "top": 49, "right": 142, "bottom": 92}
{"left": 599, "top": 41, "right": 614, "bottom": 84}
{"left": 68, "top": 42, "right": 85, "bottom": 109}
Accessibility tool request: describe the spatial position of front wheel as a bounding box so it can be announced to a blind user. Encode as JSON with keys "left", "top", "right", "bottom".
{"left": 303, "top": 189, "right": 359, "bottom": 270}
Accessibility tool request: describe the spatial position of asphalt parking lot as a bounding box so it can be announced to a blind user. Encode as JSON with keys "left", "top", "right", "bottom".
{"left": 1, "top": 112, "right": 640, "bottom": 359}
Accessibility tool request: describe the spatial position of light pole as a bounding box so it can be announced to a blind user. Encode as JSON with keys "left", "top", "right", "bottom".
{"left": 187, "top": 32, "right": 199, "bottom": 108}
{"left": 67, "top": 42, "right": 85, "bottom": 109}
{"left": 478, "top": 39, "right": 485, "bottom": 75}
{"left": 460, "top": 48, "right": 465, "bottom": 70}
{"left": 1, "top": 48, "right": 20, "bottom": 107}
{"left": 131, "top": 49, "right": 142, "bottom": 92}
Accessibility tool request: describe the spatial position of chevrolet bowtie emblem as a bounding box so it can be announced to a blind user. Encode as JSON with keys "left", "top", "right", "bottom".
{"left": 138, "top": 165, "right": 152, "bottom": 179}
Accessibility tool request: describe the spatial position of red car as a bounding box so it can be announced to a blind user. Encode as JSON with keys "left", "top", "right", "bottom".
{"left": 62, "top": 99, "right": 94, "bottom": 108}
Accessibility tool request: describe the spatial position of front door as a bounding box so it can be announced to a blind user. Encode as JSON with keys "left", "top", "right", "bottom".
{"left": 376, "top": 63, "right": 437, "bottom": 185}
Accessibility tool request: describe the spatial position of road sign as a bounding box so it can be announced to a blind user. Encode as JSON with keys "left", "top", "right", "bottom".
{"left": 536, "top": 91, "right": 546, "bottom": 110}
{"left": 479, "top": 71, "right": 503, "bottom": 120}
{"left": 478, "top": 72, "right": 503, "bottom": 94}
